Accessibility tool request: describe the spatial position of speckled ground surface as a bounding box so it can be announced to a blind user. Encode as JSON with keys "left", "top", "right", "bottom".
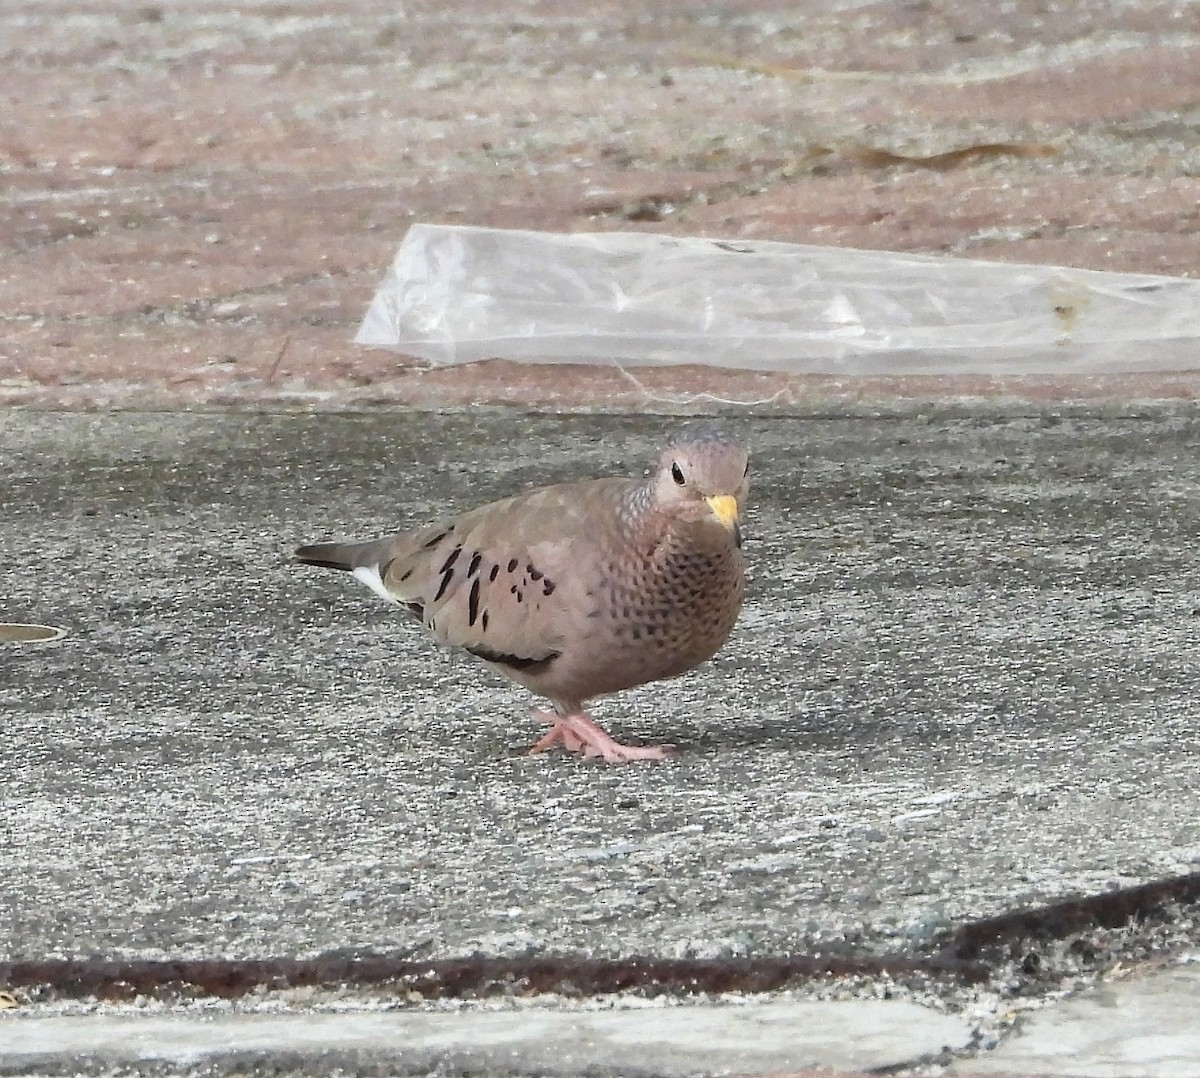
{"left": 2, "top": 409, "right": 1199, "bottom": 1075}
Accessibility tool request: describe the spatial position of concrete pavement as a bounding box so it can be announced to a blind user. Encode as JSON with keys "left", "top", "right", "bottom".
{"left": 2, "top": 407, "right": 1200, "bottom": 1074}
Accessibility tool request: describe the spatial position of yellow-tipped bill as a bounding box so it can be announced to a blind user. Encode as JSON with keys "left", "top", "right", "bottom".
{"left": 706, "top": 494, "right": 739, "bottom": 532}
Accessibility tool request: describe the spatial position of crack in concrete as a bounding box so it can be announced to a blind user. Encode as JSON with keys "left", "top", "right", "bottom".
{"left": 4, "top": 872, "right": 1196, "bottom": 1003}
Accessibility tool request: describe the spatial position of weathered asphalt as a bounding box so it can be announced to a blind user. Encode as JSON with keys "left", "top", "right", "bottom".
{"left": 2, "top": 406, "right": 1199, "bottom": 1073}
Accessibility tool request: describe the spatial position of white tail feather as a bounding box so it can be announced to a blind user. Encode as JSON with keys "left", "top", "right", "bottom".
{"left": 351, "top": 564, "right": 398, "bottom": 604}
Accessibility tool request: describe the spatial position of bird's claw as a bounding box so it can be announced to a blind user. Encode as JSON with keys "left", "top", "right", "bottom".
{"left": 529, "top": 709, "right": 676, "bottom": 763}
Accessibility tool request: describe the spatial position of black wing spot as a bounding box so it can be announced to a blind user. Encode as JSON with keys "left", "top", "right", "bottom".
{"left": 439, "top": 546, "right": 462, "bottom": 575}
{"left": 507, "top": 558, "right": 519, "bottom": 573}
{"left": 481, "top": 610, "right": 489, "bottom": 632}
{"left": 433, "top": 570, "right": 454, "bottom": 602}
{"left": 468, "top": 578, "right": 481, "bottom": 626}
{"left": 423, "top": 531, "right": 448, "bottom": 549}
{"left": 467, "top": 552, "right": 483, "bottom": 577}
{"left": 465, "top": 645, "right": 559, "bottom": 673}
{"left": 489, "top": 564, "right": 500, "bottom": 582}
{"left": 542, "top": 580, "right": 556, "bottom": 596}
{"left": 527, "top": 565, "right": 543, "bottom": 581}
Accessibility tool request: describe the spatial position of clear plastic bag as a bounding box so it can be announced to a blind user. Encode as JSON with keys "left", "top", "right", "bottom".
{"left": 356, "top": 224, "right": 1200, "bottom": 373}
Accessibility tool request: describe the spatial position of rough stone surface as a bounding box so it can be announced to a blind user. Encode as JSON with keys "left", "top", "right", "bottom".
{"left": 951, "top": 960, "right": 1200, "bottom": 1077}
{"left": 2, "top": 409, "right": 1198, "bottom": 969}
{"left": 0, "top": 998, "right": 972, "bottom": 1075}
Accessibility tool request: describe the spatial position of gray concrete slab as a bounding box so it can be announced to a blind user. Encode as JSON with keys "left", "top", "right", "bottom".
{"left": 952, "top": 959, "right": 1200, "bottom": 1077}
{"left": 0, "top": 996, "right": 973, "bottom": 1075}
{"left": 4, "top": 408, "right": 1199, "bottom": 963}
{"left": 3, "top": 406, "right": 1200, "bottom": 1076}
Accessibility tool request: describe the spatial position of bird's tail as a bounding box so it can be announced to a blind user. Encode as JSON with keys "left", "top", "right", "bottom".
{"left": 294, "top": 541, "right": 368, "bottom": 571}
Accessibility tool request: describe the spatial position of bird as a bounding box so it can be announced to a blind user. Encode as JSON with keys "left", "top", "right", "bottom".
{"left": 294, "top": 425, "right": 749, "bottom": 763}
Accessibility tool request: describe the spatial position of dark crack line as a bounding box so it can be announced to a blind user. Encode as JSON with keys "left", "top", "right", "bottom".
{"left": 2, "top": 871, "right": 1197, "bottom": 1002}
{"left": 948, "top": 870, "right": 1200, "bottom": 960}
{"left": 0, "top": 952, "right": 986, "bottom": 1003}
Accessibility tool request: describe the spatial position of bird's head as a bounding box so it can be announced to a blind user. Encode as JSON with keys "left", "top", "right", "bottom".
{"left": 651, "top": 425, "right": 749, "bottom": 545}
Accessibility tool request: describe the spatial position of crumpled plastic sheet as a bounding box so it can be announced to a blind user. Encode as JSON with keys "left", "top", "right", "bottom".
{"left": 355, "top": 224, "right": 1200, "bottom": 374}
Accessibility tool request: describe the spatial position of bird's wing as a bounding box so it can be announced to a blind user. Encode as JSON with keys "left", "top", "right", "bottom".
{"left": 347, "top": 477, "right": 631, "bottom": 667}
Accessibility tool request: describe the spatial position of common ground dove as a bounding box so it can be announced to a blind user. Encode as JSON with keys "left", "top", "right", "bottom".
{"left": 295, "top": 426, "right": 748, "bottom": 762}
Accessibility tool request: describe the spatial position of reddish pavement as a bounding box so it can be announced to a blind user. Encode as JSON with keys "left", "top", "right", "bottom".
{"left": 3, "top": 0, "right": 1200, "bottom": 409}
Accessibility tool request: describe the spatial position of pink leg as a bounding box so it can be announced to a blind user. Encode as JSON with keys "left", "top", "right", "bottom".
{"left": 529, "top": 709, "right": 676, "bottom": 763}
{"left": 529, "top": 711, "right": 588, "bottom": 754}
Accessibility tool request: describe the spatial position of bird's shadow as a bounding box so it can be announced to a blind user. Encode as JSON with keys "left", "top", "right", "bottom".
{"left": 667, "top": 715, "right": 833, "bottom": 754}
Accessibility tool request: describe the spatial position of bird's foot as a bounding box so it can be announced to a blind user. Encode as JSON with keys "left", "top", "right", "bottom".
{"left": 529, "top": 711, "right": 589, "bottom": 754}
{"left": 529, "top": 710, "right": 676, "bottom": 763}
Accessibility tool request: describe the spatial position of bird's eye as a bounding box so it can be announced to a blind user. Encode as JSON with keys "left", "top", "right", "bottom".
{"left": 671, "top": 462, "right": 685, "bottom": 485}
